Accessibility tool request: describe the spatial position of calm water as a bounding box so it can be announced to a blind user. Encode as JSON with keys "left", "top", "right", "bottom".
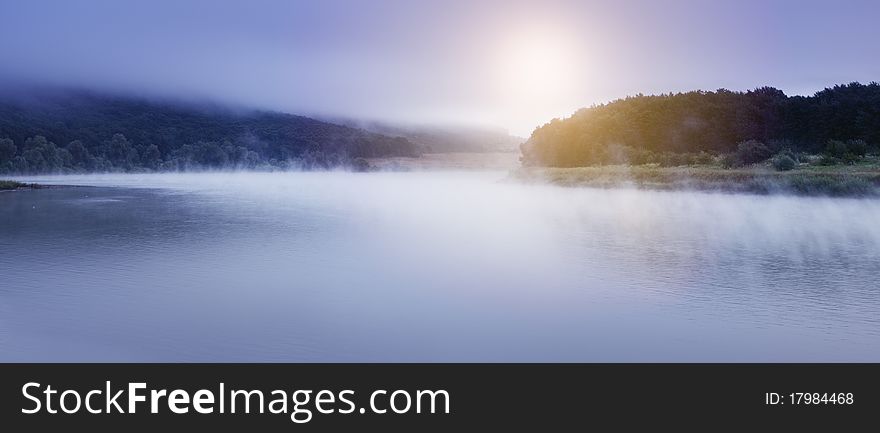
{"left": 2, "top": 172, "right": 879, "bottom": 361}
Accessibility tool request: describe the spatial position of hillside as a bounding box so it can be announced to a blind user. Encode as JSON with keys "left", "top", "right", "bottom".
{"left": 0, "top": 90, "right": 418, "bottom": 173}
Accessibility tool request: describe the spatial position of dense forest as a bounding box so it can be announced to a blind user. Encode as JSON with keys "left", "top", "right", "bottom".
{"left": 521, "top": 82, "right": 880, "bottom": 167}
{"left": 0, "top": 90, "right": 418, "bottom": 174}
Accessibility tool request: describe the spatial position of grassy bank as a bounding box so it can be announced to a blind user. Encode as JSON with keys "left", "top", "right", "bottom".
{"left": 513, "top": 164, "right": 880, "bottom": 197}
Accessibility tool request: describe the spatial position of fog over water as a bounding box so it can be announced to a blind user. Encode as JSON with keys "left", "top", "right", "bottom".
{"left": 2, "top": 172, "right": 879, "bottom": 361}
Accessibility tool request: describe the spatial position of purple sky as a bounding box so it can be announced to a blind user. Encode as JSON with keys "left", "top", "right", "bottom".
{"left": 1, "top": 0, "right": 877, "bottom": 136}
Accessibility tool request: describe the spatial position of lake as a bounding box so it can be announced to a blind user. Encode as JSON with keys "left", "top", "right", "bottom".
{"left": 2, "top": 172, "right": 879, "bottom": 361}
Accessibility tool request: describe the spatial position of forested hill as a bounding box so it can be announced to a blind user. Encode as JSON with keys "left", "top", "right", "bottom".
{"left": 0, "top": 91, "right": 418, "bottom": 173}
{"left": 521, "top": 82, "right": 880, "bottom": 167}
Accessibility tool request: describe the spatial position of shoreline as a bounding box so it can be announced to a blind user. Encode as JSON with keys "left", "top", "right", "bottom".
{"left": 512, "top": 165, "right": 880, "bottom": 197}
{"left": 0, "top": 180, "right": 75, "bottom": 192}
{"left": 6, "top": 161, "right": 880, "bottom": 198}
{"left": 0, "top": 180, "right": 43, "bottom": 191}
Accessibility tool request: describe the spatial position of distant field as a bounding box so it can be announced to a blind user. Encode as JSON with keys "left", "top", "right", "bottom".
{"left": 513, "top": 162, "right": 880, "bottom": 197}
{"left": 367, "top": 151, "right": 520, "bottom": 171}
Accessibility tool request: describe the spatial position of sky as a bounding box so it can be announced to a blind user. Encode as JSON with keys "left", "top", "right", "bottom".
{"left": 1, "top": 0, "right": 878, "bottom": 137}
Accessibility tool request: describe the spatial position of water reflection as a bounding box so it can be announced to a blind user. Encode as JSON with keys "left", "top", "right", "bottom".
{"left": 1, "top": 172, "right": 879, "bottom": 361}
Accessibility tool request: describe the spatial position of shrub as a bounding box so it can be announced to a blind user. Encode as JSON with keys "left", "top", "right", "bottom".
{"left": 825, "top": 140, "right": 848, "bottom": 158}
{"left": 628, "top": 148, "right": 656, "bottom": 165}
{"left": 672, "top": 153, "right": 689, "bottom": 167}
{"left": 846, "top": 139, "right": 868, "bottom": 157}
{"left": 720, "top": 153, "right": 738, "bottom": 169}
{"left": 771, "top": 154, "right": 796, "bottom": 171}
{"left": 814, "top": 155, "right": 841, "bottom": 166}
{"left": 767, "top": 139, "right": 793, "bottom": 153}
{"left": 825, "top": 139, "right": 867, "bottom": 160}
{"left": 734, "top": 140, "right": 773, "bottom": 165}
{"left": 656, "top": 152, "right": 689, "bottom": 167}
{"left": 842, "top": 153, "right": 862, "bottom": 165}
{"left": 688, "top": 151, "right": 714, "bottom": 165}
{"left": 776, "top": 148, "right": 796, "bottom": 160}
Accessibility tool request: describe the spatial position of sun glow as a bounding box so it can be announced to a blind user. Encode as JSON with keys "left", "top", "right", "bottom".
{"left": 496, "top": 29, "right": 580, "bottom": 102}
{"left": 488, "top": 25, "right": 587, "bottom": 135}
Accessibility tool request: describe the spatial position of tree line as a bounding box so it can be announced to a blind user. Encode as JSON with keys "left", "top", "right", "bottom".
{"left": 0, "top": 91, "right": 419, "bottom": 174}
{"left": 521, "top": 82, "right": 880, "bottom": 167}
